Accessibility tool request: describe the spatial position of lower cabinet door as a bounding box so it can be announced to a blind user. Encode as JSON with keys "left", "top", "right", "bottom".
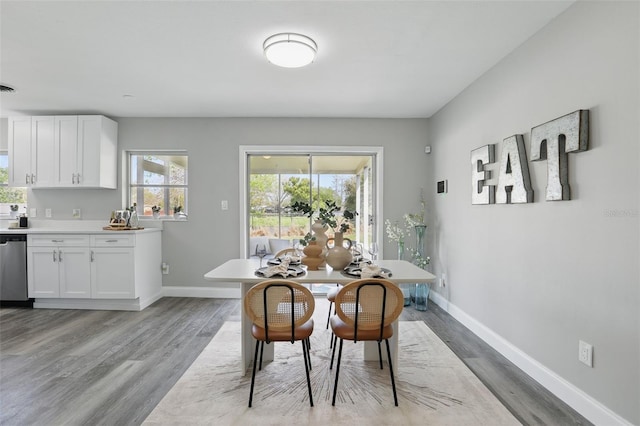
{"left": 28, "top": 248, "right": 60, "bottom": 298}
{"left": 59, "top": 247, "right": 92, "bottom": 298}
{"left": 91, "top": 248, "right": 135, "bottom": 299}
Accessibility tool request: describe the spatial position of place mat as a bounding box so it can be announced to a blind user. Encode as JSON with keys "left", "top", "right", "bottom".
{"left": 255, "top": 266, "right": 306, "bottom": 278}
{"left": 267, "top": 257, "right": 302, "bottom": 266}
{"left": 342, "top": 266, "right": 392, "bottom": 278}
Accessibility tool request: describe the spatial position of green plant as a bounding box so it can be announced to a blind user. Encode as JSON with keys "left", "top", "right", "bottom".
{"left": 291, "top": 200, "right": 357, "bottom": 234}
{"left": 173, "top": 205, "right": 182, "bottom": 214}
{"left": 299, "top": 232, "right": 316, "bottom": 247}
{"left": 9, "top": 204, "right": 19, "bottom": 211}
{"left": 151, "top": 205, "right": 161, "bottom": 213}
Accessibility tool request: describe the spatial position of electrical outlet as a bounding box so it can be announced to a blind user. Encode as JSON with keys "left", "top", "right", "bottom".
{"left": 440, "top": 273, "right": 447, "bottom": 287}
{"left": 72, "top": 209, "right": 81, "bottom": 219}
{"left": 30, "top": 208, "right": 37, "bottom": 218}
{"left": 45, "top": 208, "right": 52, "bottom": 218}
{"left": 161, "top": 262, "right": 170, "bottom": 275}
{"left": 579, "top": 340, "right": 593, "bottom": 367}
{"left": 221, "top": 200, "right": 228, "bottom": 210}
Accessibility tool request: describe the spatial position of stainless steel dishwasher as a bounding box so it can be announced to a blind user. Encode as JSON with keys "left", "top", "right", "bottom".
{"left": 0, "top": 234, "right": 32, "bottom": 307}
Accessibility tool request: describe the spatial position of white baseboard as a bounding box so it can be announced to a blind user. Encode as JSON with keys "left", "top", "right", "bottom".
{"left": 428, "top": 291, "right": 632, "bottom": 426}
{"left": 162, "top": 286, "right": 240, "bottom": 299}
{"left": 34, "top": 298, "right": 146, "bottom": 311}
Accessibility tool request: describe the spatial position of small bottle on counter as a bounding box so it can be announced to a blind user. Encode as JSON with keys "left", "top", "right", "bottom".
{"left": 130, "top": 203, "right": 139, "bottom": 228}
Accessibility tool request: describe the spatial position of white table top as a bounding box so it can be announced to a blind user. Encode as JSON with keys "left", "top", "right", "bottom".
{"left": 204, "top": 258, "right": 436, "bottom": 284}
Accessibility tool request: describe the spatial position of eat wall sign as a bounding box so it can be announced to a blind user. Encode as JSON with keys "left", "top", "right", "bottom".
{"left": 471, "top": 109, "right": 589, "bottom": 204}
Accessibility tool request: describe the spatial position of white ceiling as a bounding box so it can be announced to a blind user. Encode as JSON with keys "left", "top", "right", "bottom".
{"left": 0, "top": 0, "right": 573, "bottom": 119}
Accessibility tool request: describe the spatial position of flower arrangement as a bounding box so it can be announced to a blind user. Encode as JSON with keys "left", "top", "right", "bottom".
{"left": 173, "top": 205, "right": 182, "bottom": 214}
{"left": 151, "top": 205, "right": 161, "bottom": 213}
{"left": 385, "top": 219, "right": 408, "bottom": 244}
{"left": 10, "top": 205, "right": 19, "bottom": 212}
{"left": 384, "top": 189, "right": 430, "bottom": 268}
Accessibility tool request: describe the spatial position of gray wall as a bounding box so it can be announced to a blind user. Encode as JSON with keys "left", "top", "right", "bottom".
{"left": 426, "top": 1, "right": 639, "bottom": 423}
{"left": 22, "top": 118, "right": 430, "bottom": 290}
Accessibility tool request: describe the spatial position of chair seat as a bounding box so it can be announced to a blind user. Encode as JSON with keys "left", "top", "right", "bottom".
{"left": 252, "top": 319, "right": 314, "bottom": 342}
{"left": 330, "top": 316, "right": 393, "bottom": 341}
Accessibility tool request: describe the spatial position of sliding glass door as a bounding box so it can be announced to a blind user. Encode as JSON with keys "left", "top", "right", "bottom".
{"left": 247, "top": 153, "right": 375, "bottom": 250}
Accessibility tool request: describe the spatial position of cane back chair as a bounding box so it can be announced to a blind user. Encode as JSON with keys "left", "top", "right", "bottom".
{"left": 329, "top": 278, "right": 404, "bottom": 406}
{"left": 244, "top": 279, "right": 315, "bottom": 407}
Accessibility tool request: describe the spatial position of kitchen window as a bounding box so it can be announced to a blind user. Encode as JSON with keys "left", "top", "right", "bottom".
{"left": 0, "top": 151, "right": 27, "bottom": 216}
{"left": 127, "top": 151, "right": 188, "bottom": 218}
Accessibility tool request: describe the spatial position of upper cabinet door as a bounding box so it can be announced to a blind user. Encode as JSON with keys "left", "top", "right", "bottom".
{"left": 55, "top": 115, "right": 79, "bottom": 186}
{"left": 78, "top": 115, "right": 118, "bottom": 189}
{"left": 32, "top": 116, "right": 56, "bottom": 187}
{"left": 8, "top": 117, "right": 32, "bottom": 186}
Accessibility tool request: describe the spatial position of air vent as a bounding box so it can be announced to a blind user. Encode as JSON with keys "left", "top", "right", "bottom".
{"left": 0, "top": 85, "right": 16, "bottom": 93}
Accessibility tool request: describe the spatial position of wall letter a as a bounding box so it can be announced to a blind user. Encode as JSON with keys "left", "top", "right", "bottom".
{"left": 496, "top": 135, "right": 533, "bottom": 204}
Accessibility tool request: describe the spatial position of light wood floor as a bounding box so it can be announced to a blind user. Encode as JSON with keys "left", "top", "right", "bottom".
{"left": 0, "top": 297, "right": 590, "bottom": 425}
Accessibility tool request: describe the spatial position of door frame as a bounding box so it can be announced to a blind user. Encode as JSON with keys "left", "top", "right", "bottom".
{"left": 239, "top": 145, "right": 384, "bottom": 259}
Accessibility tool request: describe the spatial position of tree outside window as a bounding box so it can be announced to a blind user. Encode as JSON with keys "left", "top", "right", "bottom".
{"left": 0, "top": 153, "right": 27, "bottom": 215}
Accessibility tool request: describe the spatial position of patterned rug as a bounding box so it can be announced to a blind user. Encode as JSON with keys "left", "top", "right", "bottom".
{"left": 144, "top": 302, "right": 519, "bottom": 425}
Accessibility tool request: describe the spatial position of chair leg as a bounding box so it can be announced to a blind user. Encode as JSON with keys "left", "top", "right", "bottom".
{"left": 305, "top": 338, "right": 313, "bottom": 370}
{"left": 385, "top": 339, "right": 399, "bottom": 406}
{"left": 259, "top": 340, "right": 264, "bottom": 370}
{"left": 248, "top": 339, "right": 260, "bottom": 407}
{"left": 331, "top": 338, "right": 344, "bottom": 406}
{"left": 330, "top": 334, "right": 338, "bottom": 369}
{"left": 378, "top": 341, "right": 383, "bottom": 369}
{"left": 326, "top": 301, "right": 333, "bottom": 329}
{"left": 302, "top": 339, "right": 314, "bottom": 407}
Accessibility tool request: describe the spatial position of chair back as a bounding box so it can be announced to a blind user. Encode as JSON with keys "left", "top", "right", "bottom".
{"left": 244, "top": 279, "right": 315, "bottom": 342}
{"left": 334, "top": 278, "right": 404, "bottom": 339}
{"left": 274, "top": 248, "right": 298, "bottom": 258}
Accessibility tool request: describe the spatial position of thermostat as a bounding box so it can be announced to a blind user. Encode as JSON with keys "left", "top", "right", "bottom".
{"left": 437, "top": 180, "right": 448, "bottom": 194}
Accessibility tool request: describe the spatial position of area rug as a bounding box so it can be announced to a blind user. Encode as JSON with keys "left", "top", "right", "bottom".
{"left": 144, "top": 301, "right": 519, "bottom": 425}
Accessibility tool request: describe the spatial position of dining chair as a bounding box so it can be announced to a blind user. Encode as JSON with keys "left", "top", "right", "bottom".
{"left": 243, "top": 279, "right": 315, "bottom": 407}
{"left": 329, "top": 278, "right": 404, "bottom": 406}
{"left": 274, "top": 247, "right": 298, "bottom": 258}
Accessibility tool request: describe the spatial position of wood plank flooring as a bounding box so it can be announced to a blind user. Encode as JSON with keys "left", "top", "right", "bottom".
{"left": 0, "top": 297, "right": 590, "bottom": 425}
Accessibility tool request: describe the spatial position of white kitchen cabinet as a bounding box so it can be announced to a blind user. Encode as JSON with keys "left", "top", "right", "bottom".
{"left": 54, "top": 115, "right": 79, "bottom": 186}
{"left": 55, "top": 115, "right": 118, "bottom": 188}
{"left": 8, "top": 115, "right": 118, "bottom": 189}
{"left": 90, "top": 236, "right": 135, "bottom": 299}
{"left": 27, "top": 236, "right": 92, "bottom": 299}
{"left": 27, "top": 230, "right": 162, "bottom": 311}
{"left": 8, "top": 116, "right": 56, "bottom": 187}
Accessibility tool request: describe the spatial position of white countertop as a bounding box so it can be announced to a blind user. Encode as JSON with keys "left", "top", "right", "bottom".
{"left": 0, "top": 219, "right": 162, "bottom": 234}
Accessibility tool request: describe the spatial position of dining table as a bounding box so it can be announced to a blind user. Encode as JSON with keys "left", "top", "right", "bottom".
{"left": 204, "top": 258, "right": 436, "bottom": 374}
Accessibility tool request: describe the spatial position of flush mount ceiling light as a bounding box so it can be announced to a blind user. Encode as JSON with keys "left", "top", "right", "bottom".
{"left": 263, "top": 33, "right": 317, "bottom": 68}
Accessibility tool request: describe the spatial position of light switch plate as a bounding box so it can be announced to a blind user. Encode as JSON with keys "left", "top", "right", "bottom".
{"left": 45, "top": 208, "right": 52, "bottom": 218}
{"left": 72, "top": 209, "right": 81, "bottom": 219}
{"left": 30, "top": 208, "right": 37, "bottom": 217}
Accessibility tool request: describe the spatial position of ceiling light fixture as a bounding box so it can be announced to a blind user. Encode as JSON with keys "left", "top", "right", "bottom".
{"left": 263, "top": 33, "right": 317, "bottom": 68}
